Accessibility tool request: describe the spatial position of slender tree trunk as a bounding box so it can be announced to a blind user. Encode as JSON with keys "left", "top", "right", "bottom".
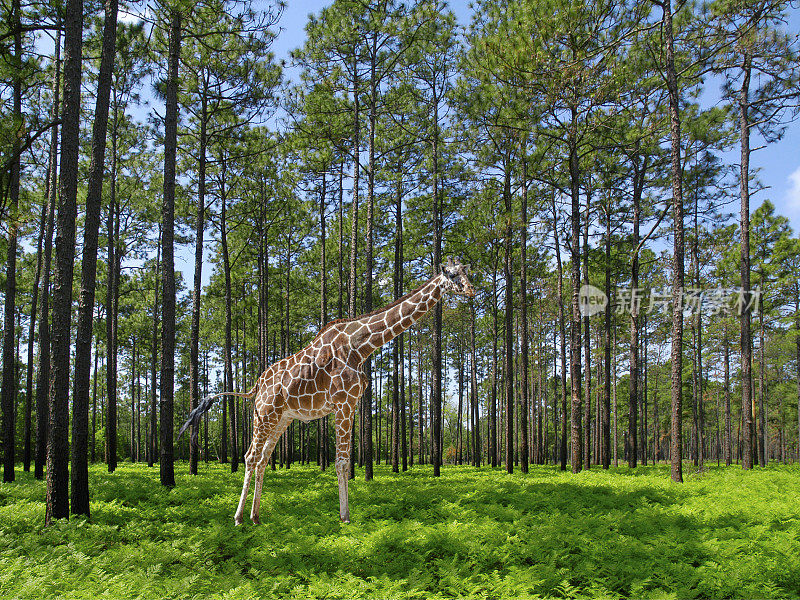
{"left": 392, "top": 173, "right": 402, "bottom": 473}
{"left": 664, "top": 0, "right": 685, "bottom": 483}
{"left": 363, "top": 38, "right": 379, "bottom": 483}
{"left": 603, "top": 203, "right": 611, "bottom": 469}
{"left": 2, "top": 0, "right": 23, "bottom": 484}
{"left": 431, "top": 95, "right": 443, "bottom": 478}
{"left": 24, "top": 200, "right": 47, "bottom": 473}
{"left": 105, "top": 94, "right": 120, "bottom": 474}
{"left": 519, "top": 148, "right": 530, "bottom": 473}
{"left": 160, "top": 9, "right": 181, "bottom": 488}
{"left": 552, "top": 196, "right": 568, "bottom": 471}
{"left": 71, "top": 0, "right": 118, "bottom": 516}
{"left": 583, "top": 184, "right": 591, "bottom": 469}
{"left": 471, "top": 303, "right": 480, "bottom": 467}
{"left": 35, "top": 28, "right": 60, "bottom": 480}
{"left": 189, "top": 85, "right": 208, "bottom": 476}
{"left": 739, "top": 49, "right": 754, "bottom": 471}
{"left": 347, "top": 58, "right": 361, "bottom": 481}
{"left": 320, "top": 171, "right": 328, "bottom": 470}
{"left": 46, "top": 0, "right": 83, "bottom": 522}
{"left": 503, "top": 161, "right": 514, "bottom": 474}
{"left": 149, "top": 227, "right": 160, "bottom": 468}
{"left": 220, "top": 157, "right": 238, "bottom": 472}
{"left": 629, "top": 165, "right": 641, "bottom": 469}
{"left": 568, "top": 118, "right": 583, "bottom": 474}
{"left": 758, "top": 288, "right": 766, "bottom": 466}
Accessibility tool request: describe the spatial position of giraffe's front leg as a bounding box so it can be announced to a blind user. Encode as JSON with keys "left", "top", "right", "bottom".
{"left": 334, "top": 404, "right": 354, "bottom": 523}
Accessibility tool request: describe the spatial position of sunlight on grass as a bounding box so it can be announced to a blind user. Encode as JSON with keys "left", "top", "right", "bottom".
{"left": 1, "top": 462, "right": 799, "bottom": 598}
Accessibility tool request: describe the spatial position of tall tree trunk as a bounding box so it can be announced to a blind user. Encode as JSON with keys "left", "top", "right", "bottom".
{"left": 520, "top": 146, "right": 529, "bottom": 473}
{"left": 568, "top": 117, "right": 583, "bottom": 474}
{"left": 320, "top": 171, "right": 328, "bottom": 471}
{"left": 583, "top": 184, "right": 591, "bottom": 469}
{"left": 105, "top": 92, "right": 120, "bottom": 474}
{"left": 71, "top": 0, "right": 118, "bottom": 516}
{"left": 24, "top": 198, "right": 46, "bottom": 473}
{"left": 160, "top": 9, "right": 181, "bottom": 488}
{"left": 35, "top": 27, "right": 61, "bottom": 480}
{"left": 664, "top": 0, "right": 685, "bottom": 483}
{"left": 552, "top": 196, "right": 568, "bottom": 471}
{"left": 503, "top": 161, "right": 514, "bottom": 474}
{"left": 2, "top": 0, "right": 23, "bottom": 484}
{"left": 149, "top": 226, "right": 160, "bottom": 468}
{"left": 189, "top": 84, "right": 208, "bottom": 476}
{"left": 431, "top": 93, "right": 443, "bottom": 478}
{"left": 603, "top": 203, "right": 611, "bottom": 469}
{"left": 363, "top": 37, "right": 378, "bottom": 483}
{"left": 471, "top": 303, "right": 479, "bottom": 467}
{"left": 392, "top": 173, "right": 402, "bottom": 473}
{"left": 629, "top": 164, "right": 641, "bottom": 469}
{"left": 758, "top": 282, "right": 766, "bottom": 466}
{"left": 220, "top": 156, "right": 238, "bottom": 472}
{"left": 490, "top": 264, "right": 499, "bottom": 467}
{"left": 347, "top": 57, "right": 360, "bottom": 481}
{"left": 47, "top": 0, "right": 83, "bottom": 522}
{"left": 724, "top": 324, "right": 732, "bottom": 465}
{"left": 739, "top": 49, "right": 754, "bottom": 471}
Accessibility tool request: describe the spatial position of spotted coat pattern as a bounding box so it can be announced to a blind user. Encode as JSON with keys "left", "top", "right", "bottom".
{"left": 232, "top": 264, "right": 474, "bottom": 525}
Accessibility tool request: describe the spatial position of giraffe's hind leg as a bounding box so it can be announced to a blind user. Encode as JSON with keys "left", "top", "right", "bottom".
{"left": 234, "top": 438, "right": 260, "bottom": 526}
{"left": 250, "top": 410, "right": 291, "bottom": 525}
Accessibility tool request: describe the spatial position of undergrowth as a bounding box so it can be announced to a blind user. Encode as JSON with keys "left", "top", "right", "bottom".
{"left": 1, "top": 462, "right": 799, "bottom": 599}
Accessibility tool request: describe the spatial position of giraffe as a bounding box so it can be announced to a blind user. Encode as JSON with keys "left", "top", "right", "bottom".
{"left": 179, "top": 257, "right": 475, "bottom": 524}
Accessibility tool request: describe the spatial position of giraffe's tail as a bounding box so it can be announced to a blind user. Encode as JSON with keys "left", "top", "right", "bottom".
{"left": 178, "top": 383, "right": 259, "bottom": 447}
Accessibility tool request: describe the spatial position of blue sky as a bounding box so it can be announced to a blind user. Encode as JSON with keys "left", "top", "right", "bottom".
{"left": 271, "top": 0, "right": 800, "bottom": 234}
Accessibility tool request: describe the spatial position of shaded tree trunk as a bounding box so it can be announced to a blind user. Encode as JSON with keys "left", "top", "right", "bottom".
{"left": 35, "top": 26, "right": 61, "bottom": 480}
{"left": 71, "top": 0, "right": 118, "bottom": 516}
{"left": 663, "top": 0, "right": 685, "bottom": 483}
{"left": 160, "top": 9, "right": 181, "bottom": 488}
{"left": 2, "top": 0, "right": 23, "bottom": 484}
{"left": 739, "top": 49, "right": 754, "bottom": 471}
{"left": 47, "top": 0, "right": 84, "bottom": 522}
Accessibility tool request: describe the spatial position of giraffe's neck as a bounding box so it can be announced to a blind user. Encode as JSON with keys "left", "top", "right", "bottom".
{"left": 352, "top": 274, "right": 447, "bottom": 362}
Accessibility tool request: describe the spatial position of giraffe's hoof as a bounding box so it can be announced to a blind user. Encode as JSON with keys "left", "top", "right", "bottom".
{"left": 251, "top": 515, "right": 261, "bottom": 525}
{"left": 234, "top": 516, "right": 243, "bottom": 526}
{"left": 340, "top": 517, "right": 350, "bottom": 524}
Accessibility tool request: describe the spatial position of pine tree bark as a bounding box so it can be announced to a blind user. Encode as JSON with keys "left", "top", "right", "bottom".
{"left": 47, "top": 0, "right": 83, "bottom": 522}
{"left": 35, "top": 26, "right": 60, "bottom": 480}
{"left": 220, "top": 156, "right": 238, "bottom": 472}
{"left": 503, "top": 161, "right": 514, "bottom": 474}
{"left": 160, "top": 9, "right": 181, "bottom": 488}
{"left": 189, "top": 85, "right": 208, "bottom": 476}
{"left": 520, "top": 146, "right": 529, "bottom": 473}
{"left": 663, "top": 0, "right": 685, "bottom": 483}
{"left": 71, "top": 0, "right": 118, "bottom": 516}
{"left": 149, "top": 226, "right": 160, "bottom": 468}
{"left": 602, "top": 203, "right": 612, "bottom": 469}
{"left": 24, "top": 194, "right": 47, "bottom": 472}
{"left": 2, "top": 0, "right": 23, "bottom": 484}
{"left": 392, "top": 174, "right": 402, "bottom": 473}
{"left": 568, "top": 115, "right": 583, "bottom": 474}
{"left": 431, "top": 91, "right": 443, "bottom": 478}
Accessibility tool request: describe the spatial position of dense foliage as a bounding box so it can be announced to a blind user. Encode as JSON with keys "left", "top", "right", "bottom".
{"left": 2, "top": 463, "right": 800, "bottom": 598}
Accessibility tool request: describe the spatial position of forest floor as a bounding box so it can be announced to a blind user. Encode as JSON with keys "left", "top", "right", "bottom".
{"left": 1, "top": 461, "right": 799, "bottom": 599}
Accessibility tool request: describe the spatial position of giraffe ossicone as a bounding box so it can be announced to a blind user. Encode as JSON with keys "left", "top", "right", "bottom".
{"left": 178, "top": 257, "right": 475, "bottom": 524}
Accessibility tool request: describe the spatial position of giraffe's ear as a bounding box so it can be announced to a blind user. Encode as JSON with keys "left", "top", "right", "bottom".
{"left": 463, "top": 264, "right": 471, "bottom": 274}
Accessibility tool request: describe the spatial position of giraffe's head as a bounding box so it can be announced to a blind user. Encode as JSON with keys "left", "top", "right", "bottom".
{"left": 441, "top": 257, "right": 475, "bottom": 298}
